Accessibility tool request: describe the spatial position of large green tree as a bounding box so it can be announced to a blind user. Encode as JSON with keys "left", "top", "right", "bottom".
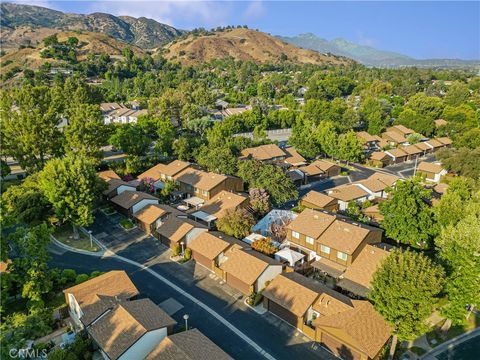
{"left": 64, "top": 104, "right": 108, "bottom": 158}
{"left": 216, "top": 208, "right": 255, "bottom": 239}
{"left": 195, "top": 145, "right": 238, "bottom": 175}
{"left": 38, "top": 156, "right": 103, "bottom": 239}
{"left": 109, "top": 124, "right": 151, "bottom": 156}
{"left": 370, "top": 249, "right": 445, "bottom": 340}
{"left": 405, "top": 93, "right": 444, "bottom": 121}
{"left": 396, "top": 108, "right": 435, "bottom": 136}
{"left": 337, "top": 130, "right": 364, "bottom": 163}
{"left": 359, "top": 97, "right": 388, "bottom": 135}
{"left": 436, "top": 147, "right": 480, "bottom": 180}
{"left": 444, "top": 81, "right": 470, "bottom": 107}
{"left": 237, "top": 160, "right": 297, "bottom": 206}
{"left": 436, "top": 215, "right": 480, "bottom": 324}
{"left": 1, "top": 86, "right": 63, "bottom": 173}
{"left": 379, "top": 178, "right": 436, "bottom": 248}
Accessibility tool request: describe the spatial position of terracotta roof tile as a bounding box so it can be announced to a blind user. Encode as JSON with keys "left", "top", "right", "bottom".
{"left": 436, "top": 137, "right": 452, "bottom": 145}
{"left": 356, "top": 131, "right": 377, "bottom": 143}
{"left": 328, "top": 184, "right": 369, "bottom": 202}
{"left": 402, "top": 144, "right": 423, "bottom": 155}
{"left": 414, "top": 142, "right": 431, "bottom": 151}
{"left": 417, "top": 161, "right": 445, "bottom": 174}
{"left": 188, "top": 232, "right": 233, "bottom": 260}
{"left": 385, "top": 148, "right": 408, "bottom": 158}
{"left": 387, "top": 124, "right": 414, "bottom": 135}
{"left": 382, "top": 131, "right": 407, "bottom": 143}
{"left": 174, "top": 169, "right": 227, "bottom": 191}
{"left": 425, "top": 139, "right": 444, "bottom": 148}
{"left": 299, "top": 160, "right": 339, "bottom": 176}
{"left": 318, "top": 220, "right": 370, "bottom": 255}
{"left": 194, "top": 191, "right": 248, "bottom": 219}
{"left": 97, "top": 170, "right": 121, "bottom": 181}
{"left": 284, "top": 147, "right": 307, "bottom": 166}
{"left": 133, "top": 204, "right": 168, "bottom": 225}
{"left": 370, "top": 151, "right": 389, "bottom": 161}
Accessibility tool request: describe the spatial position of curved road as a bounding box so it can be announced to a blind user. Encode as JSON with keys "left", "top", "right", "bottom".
{"left": 48, "top": 242, "right": 336, "bottom": 360}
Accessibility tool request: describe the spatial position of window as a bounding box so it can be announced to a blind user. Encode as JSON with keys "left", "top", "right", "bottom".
{"left": 306, "top": 236, "right": 314, "bottom": 245}
{"left": 337, "top": 252, "right": 347, "bottom": 261}
{"left": 203, "top": 190, "right": 209, "bottom": 197}
{"left": 320, "top": 245, "right": 330, "bottom": 254}
{"left": 292, "top": 231, "right": 300, "bottom": 239}
{"left": 194, "top": 187, "right": 199, "bottom": 193}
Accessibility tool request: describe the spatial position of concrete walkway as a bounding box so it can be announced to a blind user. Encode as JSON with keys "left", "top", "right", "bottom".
{"left": 420, "top": 327, "right": 480, "bottom": 360}
{"left": 49, "top": 233, "right": 277, "bottom": 360}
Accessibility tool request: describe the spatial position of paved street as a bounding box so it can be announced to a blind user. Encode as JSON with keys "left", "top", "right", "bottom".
{"left": 55, "top": 213, "right": 339, "bottom": 360}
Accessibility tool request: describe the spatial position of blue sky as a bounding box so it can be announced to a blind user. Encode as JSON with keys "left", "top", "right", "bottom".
{"left": 13, "top": 1, "right": 480, "bottom": 60}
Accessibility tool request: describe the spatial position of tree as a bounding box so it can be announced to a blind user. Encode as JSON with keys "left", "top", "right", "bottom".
{"left": 444, "top": 81, "right": 470, "bottom": 107}
{"left": 1, "top": 160, "right": 11, "bottom": 179}
{"left": 258, "top": 80, "right": 275, "bottom": 100}
{"left": 1, "top": 86, "right": 63, "bottom": 173}
{"left": 216, "top": 208, "right": 255, "bottom": 239}
{"left": 109, "top": 124, "right": 151, "bottom": 156}
{"left": 369, "top": 249, "right": 444, "bottom": 341}
{"left": 315, "top": 121, "right": 338, "bottom": 157}
{"left": 337, "top": 130, "right": 364, "bottom": 164}
{"left": 38, "top": 156, "right": 103, "bottom": 239}
{"left": 249, "top": 188, "right": 271, "bottom": 218}
{"left": 195, "top": 145, "right": 238, "bottom": 175}
{"left": 405, "top": 93, "right": 443, "bottom": 121}
{"left": 436, "top": 215, "right": 480, "bottom": 324}
{"left": 237, "top": 160, "right": 297, "bottom": 206}
{"left": 9, "top": 223, "right": 53, "bottom": 311}
{"left": 441, "top": 105, "right": 478, "bottom": 128}
{"left": 1, "top": 174, "right": 52, "bottom": 227}
{"left": 64, "top": 104, "right": 108, "bottom": 158}
{"left": 396, "top": 108, "right": 434, "bottom": 136}
{"left": 436, "top": 147, "right": 480, "bottom": 179}
{"left": 172, "top": 136, "right": 192, "bottom": 161}
{"left": 290, "top": 117, "right": 321, "bottom": 158}
{"left": 155, "top": 117, "right": 176, "bottom": 155}
{"left": 379, "top": 178, "right": 436, "bottom": 248}
{"left": 359, "top": 97, "right": 388, "bottom": 135}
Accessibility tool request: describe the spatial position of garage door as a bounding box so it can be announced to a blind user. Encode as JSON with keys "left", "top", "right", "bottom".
{"left": 192, "top": 251, "right": 212, "bottom": 270}
{"left": 225, "top": 273, "right": 250, "bottom": 295}
{"left": 267, "top": 299, "right": 298, "bottom": 326}
{"left": 321, "top": 333, "right": 361, "bottom": 360}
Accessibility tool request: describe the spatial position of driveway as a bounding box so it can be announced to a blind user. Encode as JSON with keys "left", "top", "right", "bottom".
{"left": 76, "top": 212, "right": 338, "bottom": 360}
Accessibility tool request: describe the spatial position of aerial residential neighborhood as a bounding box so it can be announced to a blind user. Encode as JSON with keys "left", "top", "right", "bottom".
{"left": 0, "top": 1, "right": 479, "bottom": 360}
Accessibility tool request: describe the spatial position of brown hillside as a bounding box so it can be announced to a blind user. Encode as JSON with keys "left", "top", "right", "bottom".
{"left": 164, "top": 28, "right": 354, "bottom": 66}
{"left": 1, "top": 29, "right": 144, "bottom": 73}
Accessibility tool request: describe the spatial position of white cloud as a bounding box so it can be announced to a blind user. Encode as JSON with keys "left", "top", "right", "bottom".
{"left": 242, "top": 0, "right": 265, "bottom": 20}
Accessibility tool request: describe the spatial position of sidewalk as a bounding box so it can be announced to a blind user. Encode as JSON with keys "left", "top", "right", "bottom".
{"left": 420, "top": 327, "right": 480, "bottom": 360}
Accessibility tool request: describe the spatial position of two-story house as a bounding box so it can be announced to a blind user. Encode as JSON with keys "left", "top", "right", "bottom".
{"left": 137, "top": 160, "right": 192, "bottom": 190}
{"left": 174, "top": 168, "right": 243, "bottom": 206}
{"left": 239, "top": 144, "right": 287, "bottom": 164}
{"left": 133, "top": 204, "right": 185, "bottom": 234}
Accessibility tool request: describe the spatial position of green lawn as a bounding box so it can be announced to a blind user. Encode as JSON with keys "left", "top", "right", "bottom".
{"left": 53, "top": 224, "right": 100, "bottom": 252}
{"left": 119, "top": 218, "right": 135, "bottom": 230}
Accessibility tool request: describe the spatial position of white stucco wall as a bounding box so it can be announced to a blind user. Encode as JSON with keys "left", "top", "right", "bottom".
{"left": 132, "top": 199, "right": 159, "bottom": 214}
{"left": 256, "top": 265, "right": 283, "bottom": 292}
{"left": 117, "top": 185, "right": 136, "bottom": 195}
{"left": 118, "top": 328, "right": 168, "bottom": 360}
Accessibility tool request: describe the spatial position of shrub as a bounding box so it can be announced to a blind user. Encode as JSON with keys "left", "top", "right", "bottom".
{"left": 184, "top": 248, "right": 192, "bottom": 260}
{"left": 75, "top": 274, "right": 89, "bottom": 284}
{"left": 172, "top": 243, "right": 181, "bottom": 257}
{"left": 252, "top": 238, "right": 278, "bottom": 256}
{"left": 90, "top": 271, "right": 102, "bottom": 278}
{"left": 120, "top": 218, "right": 134, "bottom": 229}
{"left": 62, "top": 269, "right": 77, "bottom": 283}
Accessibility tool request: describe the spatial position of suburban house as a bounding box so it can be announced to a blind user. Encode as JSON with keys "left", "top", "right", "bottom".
{"left": 368, "top": 151, "right": 391, "bottom": 168}
{"left": 337, "top": 244, "right": 391, "bottom": 297}
{"left": 355, "top": 131, "right": 379, "bottom": 150}
{"left": 102, "top": 178, "right": 137, "bottom": 199}
{"left": 301, "top": 191, "right": 339, "bottom": 212}
{"left": 424, "top": 138, "right": 445, "bottom": 152}
{"left": 64, "top": 271, "right": 139, "bottom": 330}
{"left": 97, "top": 170, "right": 121, "bottom": 181}
{"left": 312, "top": 300, "right": 391, "bottom": 360}
{"left": 190, "top": 190, "right": 249, "bottom": 228}
{"left": 401, "top": 144, "right": 424, "bottom": 161}
{"left": 146, "top": 328, "right": 233, "bottom": 360}
{"left": 381, "top": 131, "right": 407, "bottom": 146}
{"left": 133, "top": 204, "right": 183, "bottom": 235}
{"left": 299, "top": 160, "right": 341, "bottom": 181}
{"left": 239, "top": 144, "right": 287, "bottom": 163}
{"left": 137, "top": 160, "right": 192, "bottom": 190}
{"left": 188, "top": 231, "right": 244, "bottom": 272}
{"left": 362, "top": 204, "right": 384, "bottom": 223}
{"left": 174, "top": 168, "right": 244, "bottom": 205}
{"left": 262, "top": 272, "right": 391, "bottom": 360}
{"left": 101, "top": 102, "right": 148, "bottom": 125}
{"left": 88, "top": 298, "right": 176, "bottom": 360}
{"left": 436, "top": 137, "right": 453, "bottom": 147}
{"left": 110, "top": 190, "right": 159, "bottom": 216}
{"left": 154, "top": 214, "right": 207, "bottom": 249}
{"left": 219, "top": 247, "right": 283, "bottom": 295}
{"left": 414, "top": 141, "right": 433, "bottom": 155}
{"left": 352, "top": 173, "right": 399, "bottom": 200}
{"left": 387, "top": 124, "right": 415, "bottom": 138}
{"left": 286, "top": 209, "right": 382, "bottom": 267}
{"left": 434, "top": 119, "right": 448, "bottom": 128}
{"left": 262, "top": 272, "right": 352, "bottom": 338}
{"left": 384, "top": 148, "right": 408, "bottom": 164}
{"left": 416, "top": 162, "right": 447, "bottom": 183}
{"left": 283, "top": 146, "right": 307, "bottom": 167}
{"left": 287, "top": 169, "right": 306, "bottom": 186}
{"left": 327, "top": 185, "right": 369, "bottom": 210}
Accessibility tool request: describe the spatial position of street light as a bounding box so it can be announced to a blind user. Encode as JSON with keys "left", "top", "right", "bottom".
{"left": 88, "top": 230, "right": 93, "bottom": 249}
{"left": 183, "top": 314, "right": 189, "bottom": 331}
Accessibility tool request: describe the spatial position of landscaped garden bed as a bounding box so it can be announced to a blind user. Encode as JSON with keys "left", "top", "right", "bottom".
{"left": 100, "top": 204, "right": 116, "bottom": 215}
{"left": 53, "top": 224, "right": 100, "bottom": 252}
{"left": 119, "top": 218, "right": 136, "bottom": 230}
